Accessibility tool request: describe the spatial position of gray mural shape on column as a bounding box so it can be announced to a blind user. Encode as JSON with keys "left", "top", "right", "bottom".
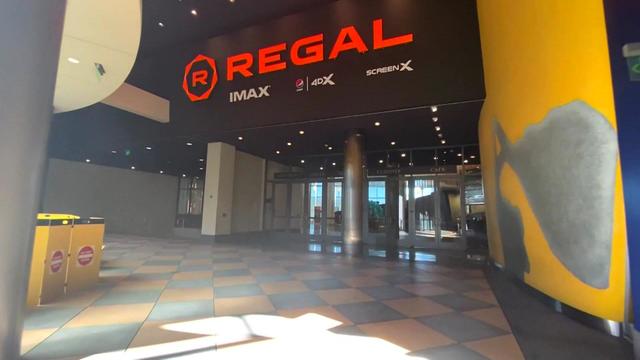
{"left": 494, "top": 100, "right": 618, "bottom": 289}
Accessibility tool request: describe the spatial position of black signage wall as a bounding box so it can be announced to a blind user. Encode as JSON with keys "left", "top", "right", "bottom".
{"left": 174, "top": 0, "right": 484, "bottom": 132}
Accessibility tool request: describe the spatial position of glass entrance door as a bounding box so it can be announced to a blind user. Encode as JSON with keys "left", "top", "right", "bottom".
{"left": 308, "top": 182, "right": 323, "bottom": 238}
{"left": 400, "top": 176, "right": 465, "bottom": 249}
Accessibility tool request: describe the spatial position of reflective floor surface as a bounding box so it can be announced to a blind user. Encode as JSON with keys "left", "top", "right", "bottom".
{"left": 21, "top": 235, "right": 523, "bottom": 360}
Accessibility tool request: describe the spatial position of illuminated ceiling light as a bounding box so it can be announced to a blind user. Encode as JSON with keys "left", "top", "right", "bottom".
{"left": 160, "top": 170, "right": 165, "bottom": 174}
{"left": 199, "top": 167, "right": 204, "bottom": 171}
{"left": 229, "top": 0, "right": 235, "bottom": 3}
{"left": 433, "top": 156, "right": 438, "bottom": 160}
{"left": 409, "top": 162, "right": 414, "bottom": 167}
{"left": 470, "top": 155, "right": 477, "bottom": 159}
{"left": 287, "top": 142, "right": 293, "bottom": 147}
{"left": 186, "top": 142, "right": 193, "bottom": 146}
{"left": 191, "top": 9, "right": 198, "bottom": 16}
{"left": 328, "top": 146, "right": 333, "bottom": 150}
{"left": 324, "top": 144, "right": 329, "bottom": 148}
{"left": 441, "top": 139, "right": 447, "bottom": 144}
{"left": 111, "top": 150, "right": 117, "bottom": 154}
{"left": 182, "top": 174, "right": 187, "bottom": 178}
{"left": 67, "top": 57, "right": 80, "bottom": 64}
{"left": 464, "top": 160, "right": 469, "bottom": 164}
{"left": 199, "top": 158, "right": 204, "bottom": 162}
{"left": 435, "top": 126, "right": 441, "bottom": 131}
{"left": 401, "top": 153, "right": 407, "bottom": 158}
{"left": 298, "top": 130, "right": 305, "bottom": 135}
{"left": 390, "top": 141, "right": 396, "bottom": 146}
{"left": 158, "top": 22, "right": 165, "bottom": 28}
{"left": 374, "top": 121, "right": 381, "bottom": 127}
{"left": 431, "top": 106, "right": 438, "bottom": 113}
{"left": 378, "top": 159, "right": 384, "bottom": 164}
{"left": 332, "top": 162, "right": 337, "bottom": 166}
{"left": 300, "top": 160, "right": 305, "bottom": 164}
{"left": 85, "top": 159, "right": 91, "bottom": 163}
{"left": 432, "top": 117, "right": 439, "bottom": 123}
{"left": 145, "top": 146, "right": 152, "bottom": 150}
{"left": 320, "top": 167, "right": 324, "bottom": 171}
{"left": 438, "top": 133, "right": 444, "bottom": 138}
{"left": 275, "top": 150, "right": 281, "bottom": 154}
{"left": 131, "top": 166, "right": 136, "bottom": 170}
{"left": 457, "top": 153, "right": 462, "bottom": 157}
{"left": 237, "top": 136, "right": 244, "bottom": 141}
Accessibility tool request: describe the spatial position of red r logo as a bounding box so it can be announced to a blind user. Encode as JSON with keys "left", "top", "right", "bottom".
{"left": 183, "top": 54, "right": 218, "bottom": 102}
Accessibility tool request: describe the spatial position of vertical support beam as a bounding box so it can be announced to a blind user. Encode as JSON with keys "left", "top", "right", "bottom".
{"left": 201, "top": 142, "right": 236, "bottom": 237}
{"left": 343, "top": 131, "right": 366, "bottom": 256}
{"left": 321, "top": 179, "right": 329, "bottom": 242}
{"left": 0, "top": 1, "right": 66, "bottom": 358}
{"left": 385, "top": 175, "right": 400, "bottom": 259}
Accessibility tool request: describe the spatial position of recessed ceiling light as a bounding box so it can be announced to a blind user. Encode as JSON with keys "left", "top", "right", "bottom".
{"left": 67, "top": 57, "right": 80, "bottom": 64}
{"left": 464, "top": 160, "right": 469, "bottom": 164}
{"left": 378, "top": 159, "right": 384, "bottom": 164}
{"left": 186, "top": 142, "right": 193, "bottom": 146}
{"left": 276, "top": 150, "right": 281, "bottom": 154}
{"left": 131, "top": 166, "right": 136, "bottom": 170}
{"left": 145, "top": 146, "right": 152, "bottom": 150}
{"left": 320, "top": 167, "right": 324, "bottom": 171}
{"left": 158, "top": 22, "right": 165, "bottom": 28}
{"left": 470, "top": 155, "right": 477, "bottom": 159}
{"left": 431, "top": 106, "right": 438, "bottom": 113}
{"left": 287, "top": 142, "right": 292, "bottom": 147}
{"left": 229, "top": 0, "right": 235, "bottom": 3}
{"left": 441, "top": 140, "right": 446, "bottom": 144}
{"left": 298, "top": 130, "right": 305, "bottom": 135}
{"left": 433, "top": 156, "right": 438, "bottom": 160}
{"left": 160, "top": 170, "right": 165, "bottom": 174}
{"left": 191, "top": 9, "right": 198, "bottom": 16}
{"left": 390, "top": 141, "right": 396, "bottom": 146}
{"left": 199, "top": 167, "right": 204, "bottom": 171}
{"left": 111, "top": 150, "right": 117, "bottom": 154}
{"left": 374, "top": 122, "right": 381, "bottom": 127}
{"left": 438, "top": 133, "right": 444, "bottom": 138}
{"left": 195, "top": 176, "right": 200, "bottom": 180}
{"left": 324, "top": 144, "right": 329, "bottom": 148}
{"left": 435, "top": 126, "right": 441, "bottom": 131}
{"left": 300, "top": 160, "right": 305, "bottom": 164}
{"left": 182, "top": 174, "right": 187, "bottom": 178}
{"left": 85, "top": 159, "right": 91, "bottom": 163}
{"left": 457, "top": 153, "right": 462, "bottom": 157}
{"left": 199, "top": 158, "right": 204, "bottom": 162}
{"left": 237, "top": 136, "right": 244, "bottom": 141}
{"left": 328, "top": 146, "right": 333, "bottom": 150}
{"left": 332, "top": 162, "right": 337, "bottom": 166}
{"left": 432, "top": 117, "right": 438, "bottom": 123}
{"left": 401, "top": 153, "right": 407, "bottom": 158}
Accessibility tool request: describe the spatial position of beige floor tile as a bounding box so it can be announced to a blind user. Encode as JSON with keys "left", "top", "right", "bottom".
{"left": 112, "top": 280, "right": 168, "bottom": 291}
{"left": 172, "top": 271, "right": 213, "bottom": 281}
{"left": 65, "top": 303, "right": 154, "bottom": 327}
{"left": 128, "top": 320, "right": 209, "bottom": 348}
{"left": 340, "top": 276, "right": 388, "bottom": 288}
{"left": 260, "top": 281, "right": 309, "bottom": 295}
{"left": 398, "top": 283, "right": 452, "bottom": 297}
{"left": 358, "top": 319, "right": 455, "bottom": 351}
{"left": 159, "top": 288, "right": 214, "bottom": 303}
{"left": 293, "top": 271, "right": 333, "bottom": 280}
{"left": 213, "top": 276, "right": 257, "bottom": 287}
{"left": 250, "top": 267, "right": 288, "bottom": 275}
{"left": 102, "top": 259, "right": 145, "bottom": 268}
{"left": 464, "top": 308, "right": 512, "bottom": 332}
{"left": 316, "top": 288, "right": 374, "bottom": 305}
{"left": 464, "top": 290, "right": 499, "bottom": 306}
{"left": 213, "top": 262, "right": 248, "bottom": 271}
{"left": 21, "top": 328, "right": 57, "bottom": 354}
{"left": 181, "top": 259, "right": 212, "bottom": 266}
{"left": 277, "top": 306, "right": 353, "bottom": 326}
{"left": 383, "top": 297, "right": 453, "bottom": 318}
{"left": 275, "top": 260, "right": 307, "bottom": 267}
{"left": 214, "top": 296, "right": 275, "bottom": 316}
{"left": 150, "top": 255, "right": 183, "bottom": 261}
{"left": 464, "top": 334, "right": 524, "bottom": 360}
{"left": 134, "top": 266, "right": 177, "bottom": 274}
{"left": 46, "top": 289, "right": 106, "bottom": 308}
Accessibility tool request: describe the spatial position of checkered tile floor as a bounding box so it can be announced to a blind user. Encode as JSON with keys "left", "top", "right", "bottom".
{"left": 21, "top": 235, "right": 524, "bottom": 360}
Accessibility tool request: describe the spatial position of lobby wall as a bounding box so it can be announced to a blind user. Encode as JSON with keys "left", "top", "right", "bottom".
{"left": 231, "top": 151, "right": 266, "bottom": 233}
{"left": 477, "top": 0, "right": 628, "bottom": 321}
{"left": 42, "top": 158, "right": 178, "bottom": 238}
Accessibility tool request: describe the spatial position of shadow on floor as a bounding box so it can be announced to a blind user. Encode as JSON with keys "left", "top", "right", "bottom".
{"left": 486, "top": 267, "right": 633, "bottom": 360}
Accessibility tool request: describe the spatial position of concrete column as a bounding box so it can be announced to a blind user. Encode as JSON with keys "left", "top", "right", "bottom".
{"left": 0, "top": 1, "right": 66, "bottom": 358}
{"left": 343, "top": 131, "right": 366, "bottom": 256}
{"left": 385, "top": 175, "right": 400, "bottom": 259}
{"left": 201, "top": 142, "right": 236, "bottom": 237}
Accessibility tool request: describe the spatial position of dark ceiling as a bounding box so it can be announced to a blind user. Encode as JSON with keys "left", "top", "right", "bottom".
{"left": 49, "top": 0, "right": 484, "bottom": 177}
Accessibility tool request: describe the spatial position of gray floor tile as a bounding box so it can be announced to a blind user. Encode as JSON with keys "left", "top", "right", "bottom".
{"left": 147, "top": 300, "right": 214, "bottom": 321}
{"left": 167, "top": 279, "right": 213, "bottom": 289}
{"left": 93, "top": 289, "right": 162, "bottom": 306}
{"left": 255, "top": 274, "right": 293, "bottom": 284}
{"left": 361, "top": 286, "right": 415, "bottom": 300}
{"left": 409, "top": 344, "right": 489, "bottom": 360}
{"left": 269, "top": 292, "right": 326, "bottom": 310}
{"left": 378, "top": 274, "right": 419, "bottom": 284}
{"left": 211, "top": 257, "right": 243, "bottom": 264}
{"left": 144, "top": 259, "right": 182, "bottom": 266}
{"left": 435, "top": 281, "right": 484, "bottom": 293}
{"left": 214, "top": 269, "right": 251, "bottom": 277}
{"left": 429, "top": 294, "right": 493, "bottom": 311}
{"left": 303, "top": 278, "right": 347, "bottom": 290}
{"left": 214, "top": 284, "right": 263, "bottom": 298}
{"left": 127, "top": 272, "right": 174, "bottom": 281}
{"left": 329, "top": 325, "right": 367, "bottom": 337}
{"left": 23, "top": 308, "right": 84, "bottom": 330}
{"left": 418, "top": 313, "right": 507, "bottom": 342}
{"left": 184, "top": 253, "right": 213, "bottom": 259}
{"left": 23, "top": 324, "right": 141, "bottom": 359}
{"left": 334, "top": 301, "right": 405, "bottom": 324}
{"left": 179, "top": 264, "right": 214, "bottom": 272}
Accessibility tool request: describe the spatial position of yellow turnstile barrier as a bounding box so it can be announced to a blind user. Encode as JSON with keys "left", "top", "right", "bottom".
{"left": 65, "top": 217, "right": 105, "bottom": 293}
{"left": 26, "top": 214, "right": 78, "bottom": 308}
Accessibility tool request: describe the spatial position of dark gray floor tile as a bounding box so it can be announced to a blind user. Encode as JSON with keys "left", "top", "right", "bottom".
{"left": 93, "top": 289, "right": 162, "bottom": 306}
{"left": 409, "top": 344, "right": 489, "bottom": 360}
{"left": 418, "top": 313, "right": 507, "bottom": 342}
{"left": 361, "top": 286, "right": 415, "bottom": 300}
{"left": 269, "top": 292, "right": 326, "bottom": 310}
{"left": 214, "top": 284, "right": 263, "bottom": 298}
{"left": 378, "top": 274, "right": 419, "bottom": 285}
{"left": 166, "top": 279, "right": 213, "bottom": 289}
{"left": 255, "top": 274, "right": 293, "bottom": 284}
{"left": 144, "top": 259, "right": 182, "bottom": 266}
{"left": 214, "top": 269, "right": 251, "bottom": 277}
{"left": 429, "top": 294, "right": 493, "bottom": 311}
{"left": 303, "top": 278, "right": 347, "bottom": 290}
{"left": 435, "top": 281, "right": 484, "bottom": 293}
{"left": 23, "top": 324, "right": 140, "bottom": 359}
{"left": 147, "top": 300, "right": 214, "bottom": 321}
{"left": 334, "top": 301, "right": 405, "bottom": 324}
{"left": 23, "top": 308, "right": 84, "bottom": 330}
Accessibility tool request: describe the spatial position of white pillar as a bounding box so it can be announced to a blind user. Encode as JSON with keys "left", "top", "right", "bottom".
{"left": 201, "top": 142, "right": 236, "bottom": 236}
